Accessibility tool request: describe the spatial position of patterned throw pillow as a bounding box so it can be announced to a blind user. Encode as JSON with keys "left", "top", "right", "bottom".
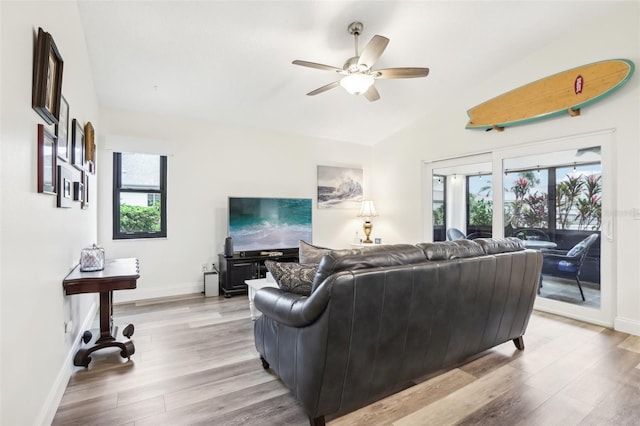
{"left": 299, "top": 240, "right": 331, "bottom": 265}
{"left": 264, "top": 260, "right": 317, "bottom": 296}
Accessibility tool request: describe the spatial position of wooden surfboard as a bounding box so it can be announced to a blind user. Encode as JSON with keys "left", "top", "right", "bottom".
{"left": 466, "top": 59, "right": 635, "bottom": 131}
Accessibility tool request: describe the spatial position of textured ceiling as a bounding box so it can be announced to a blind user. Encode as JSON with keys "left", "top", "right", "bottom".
{"left": 78, "top": 1, "right": 618, "bottom": 145}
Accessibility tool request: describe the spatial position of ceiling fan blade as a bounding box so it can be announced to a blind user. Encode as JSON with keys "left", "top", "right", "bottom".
{"left": 363, "top": 85, "right": 380, "bottom": 102}
{"left": 292, "top": 60, "right": 343, "bottom": 73}
{"left": 357, "top": 35, "right": 389, "bottom": 68}
{"left": 375, "top": 67, "right": 430, "bottom": 79}
{"left": 306, "top": 81, "right": 341, "bottom": 96}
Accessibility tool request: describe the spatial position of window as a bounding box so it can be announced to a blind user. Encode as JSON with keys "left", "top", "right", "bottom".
{"left": 113, "top": 152, "right": 167, "bottom": 239}
{"left": 432, "top": 175, "right": 446, "bottom": 240}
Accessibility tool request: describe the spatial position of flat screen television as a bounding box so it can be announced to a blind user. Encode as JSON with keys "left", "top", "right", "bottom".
{"left": 228, "top": 197, "right": 312, "bottom": 252}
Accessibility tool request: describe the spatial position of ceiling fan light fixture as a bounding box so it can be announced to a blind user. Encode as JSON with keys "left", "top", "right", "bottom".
{"left": 340, "top": 74, "right": 374, "bottom": 95}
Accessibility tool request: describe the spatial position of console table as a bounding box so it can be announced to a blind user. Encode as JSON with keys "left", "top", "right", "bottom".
{"left": 63, "top": 258, "right": 139, "bottom": 367}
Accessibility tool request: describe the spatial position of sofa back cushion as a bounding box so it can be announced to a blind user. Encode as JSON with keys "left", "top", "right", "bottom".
{"left": 311, "top": 244, "right": 427, "bottom": 292}
{"left": 299, "top": 240, "right": 332, "bottom": 265}
{"left": 474, "top": 237, "right": 525, "bottom": 254}
{"left": 416, "top": 239, "right": 485, "bottom": 260}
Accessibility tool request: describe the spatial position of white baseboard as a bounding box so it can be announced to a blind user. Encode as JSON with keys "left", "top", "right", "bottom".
{"left": 37, "top": 300, "right": 98, "bottom": 426}
{"left": 614, "top": 316, "right": 640, "bottom": 336}
{"left": 113, "top": 281, "right": 204, "bottom": 303}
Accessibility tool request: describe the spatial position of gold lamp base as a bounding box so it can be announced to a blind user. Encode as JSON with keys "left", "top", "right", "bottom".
{"left": 362, "top": 220, "right": 373, "bottom": 244}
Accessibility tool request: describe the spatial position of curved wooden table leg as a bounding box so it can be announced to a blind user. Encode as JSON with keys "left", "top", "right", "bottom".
{"left": 74, "top": 338, "right": 135, "bottom": 367}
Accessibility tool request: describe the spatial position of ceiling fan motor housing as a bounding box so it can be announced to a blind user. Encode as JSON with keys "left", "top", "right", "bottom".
{"left": 343, "top": 57, "right": 366, "bottom": 73}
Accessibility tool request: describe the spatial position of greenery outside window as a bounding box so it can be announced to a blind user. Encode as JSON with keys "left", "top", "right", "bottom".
{"left": 113, "top": 152, "right": 167, "bottom": 239}
{"left": 466, "top": 173, "right": 493, "bottom": 237}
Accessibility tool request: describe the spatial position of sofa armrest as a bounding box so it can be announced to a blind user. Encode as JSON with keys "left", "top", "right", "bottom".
{"left": 254, "top": 285, "right": 331, "bottom": 327}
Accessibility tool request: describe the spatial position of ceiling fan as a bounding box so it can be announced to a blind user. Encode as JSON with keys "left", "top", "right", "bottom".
{"left": 292, "top": 21, "right": 429, "bottom": 102}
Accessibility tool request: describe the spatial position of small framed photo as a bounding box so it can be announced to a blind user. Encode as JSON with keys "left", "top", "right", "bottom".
{"left": 56, "top": 95, "right": 69, "bottom": 161}
{"left": 57, "top": 165, "right": 73, "bottom": 208}
{"left": 81, "top": 171, "right": 90, "bottom": 210}
{"left": 71, "top": 119, "right": 85, "bottom": 170}
{"left": 32, "top": 27, "right": 64, "bottom": 125}
{"left": 37, "top": 124, "right": 57, "bottom": 195}
{"left": 73, "top": 181, "right": 84, "bottom": 202}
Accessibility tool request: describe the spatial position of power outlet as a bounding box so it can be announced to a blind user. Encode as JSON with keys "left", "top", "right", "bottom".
{"left": 202, "top": 263, "right": 208, "bottom": 272}
{"left": 64, "top": 321, "right": 73, "bottom": 334}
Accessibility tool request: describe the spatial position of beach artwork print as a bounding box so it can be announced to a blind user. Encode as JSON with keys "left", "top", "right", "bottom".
{"left": 317, "top": 165, "right": 363, "bottom": 209}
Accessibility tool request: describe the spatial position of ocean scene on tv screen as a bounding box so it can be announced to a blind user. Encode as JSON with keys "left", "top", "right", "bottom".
{"left": 229, "top": 197, "right": 312, "bottom": 251}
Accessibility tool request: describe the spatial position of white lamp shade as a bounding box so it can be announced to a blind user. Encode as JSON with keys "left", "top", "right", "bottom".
{"left": 340, "top": 74, "right": 375, "bottom": 95}
{"left": 358, "top": 200, "right": 378, "bottom": 218}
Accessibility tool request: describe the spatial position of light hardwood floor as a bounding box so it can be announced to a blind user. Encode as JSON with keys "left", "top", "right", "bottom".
{"left": 53, "top": 293, "right": 640, "bottom": 425}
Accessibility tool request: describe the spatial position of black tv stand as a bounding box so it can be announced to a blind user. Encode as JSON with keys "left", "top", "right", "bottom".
{"left": 217, "top": 249, "right": 298, "bottom": 297}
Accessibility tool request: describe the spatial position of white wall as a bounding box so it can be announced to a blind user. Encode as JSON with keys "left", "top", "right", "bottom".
{"left": 97, "top": 108, "right": 372, "bottom": 302}
{"left": 0, "top": 2, "right": 100, "bottom": 425}
{"left": 372, "top": 3, "right": 640, "bottom": 334}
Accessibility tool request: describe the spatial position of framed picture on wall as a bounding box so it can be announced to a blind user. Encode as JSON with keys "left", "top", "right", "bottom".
{"left": 56, "top": 95, "right": 69, "bottom": 161}
{"left": 84, "top": 121, "right": 95, "bottom": 173}
{"left": 32, "top": 27, "right": 64, "bottom": 125}
{"left": 57, "top": 165, "right": 73, "bottom": 208}
{"left": 81, "top": 171, "right": 90, "bottom": 210}
{"left": 37, "top": 124, "right": 57, "bottom": 195}
{"left": 71, "top": 119, "right": 85, "bottom": 170}
{"left": 317, "top": 165, "right": 364, "bottom": 209}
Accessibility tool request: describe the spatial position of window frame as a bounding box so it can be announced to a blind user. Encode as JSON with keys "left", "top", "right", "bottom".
{"left": 113, "top": 152, "right": 167, "bottom": 239}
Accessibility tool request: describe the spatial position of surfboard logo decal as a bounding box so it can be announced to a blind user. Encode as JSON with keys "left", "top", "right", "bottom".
{"left": 575, "top": 75, "right": 584, "bottom": 94}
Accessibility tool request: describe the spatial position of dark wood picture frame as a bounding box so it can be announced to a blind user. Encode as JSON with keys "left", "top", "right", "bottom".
{"left": 57, "top": 165, "right": 73, "bottom": 208}
{"left": 81, "top": 171, "right": 90, "bottom": 210}
{"left": 32, "top": 27, "right": 64, "bottom": 125}
{"left": 37, "top": 124, "right": 57, "bottom": 195}
{"left": 84, "top": 121, "right": 95, "bottom": 173}
{"left": 56, "top": 95, "right": 69, "bottom": 161}
{"left": 71, "top": 118, "right": 85, "bottom": 170}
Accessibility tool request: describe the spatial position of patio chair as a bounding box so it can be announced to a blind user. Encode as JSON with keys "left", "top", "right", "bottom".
{"left": 541, "top": 233, "right": 599, "bottom": 301}
{"left": 446, "top": 227, "right": 466, "bottom": 241}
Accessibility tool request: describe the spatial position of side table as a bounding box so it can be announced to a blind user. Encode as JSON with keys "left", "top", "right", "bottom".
{"left": 245, "top": 278, "right": 278, "bottom": 320}
{"left": 63, "top": 258, "right": 139, "bottom": 367}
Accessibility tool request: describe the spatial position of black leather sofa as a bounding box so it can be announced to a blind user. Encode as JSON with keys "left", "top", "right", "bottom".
{"left": 254, "top": 238, "right": 542, "bottom": 425}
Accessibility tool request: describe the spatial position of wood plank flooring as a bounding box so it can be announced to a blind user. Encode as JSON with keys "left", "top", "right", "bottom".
{"left": 53, "top": 293, "right": 640, "bottom": 425}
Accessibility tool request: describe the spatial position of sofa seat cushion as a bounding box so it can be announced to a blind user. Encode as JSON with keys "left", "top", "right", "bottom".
{"left": 416, "top": 239, "right": 485, "bottom": 260}
{"left": 311, "top": 244, "right": 427, "bottom": 292}
{"left": 265, "top": 260, "right": 316, "bottom": 296}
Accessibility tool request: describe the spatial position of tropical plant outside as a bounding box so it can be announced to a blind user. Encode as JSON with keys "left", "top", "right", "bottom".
{"left": 468, "top": 174, "right": 493, "bottom": 227}
{"left": 557, "top": 173, "right": 601, "bottom": 230}
{"left": 504, "top": 170, "right": 601, "bottom": 231}
{"left": 433, "top": 204, "right": 445, "bottom": 226}
{"left": 469, "top": 197, "right": 492, "bottom": 226}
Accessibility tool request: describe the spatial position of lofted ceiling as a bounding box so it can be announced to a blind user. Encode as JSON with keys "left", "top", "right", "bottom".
{"left": 77, "top": 1, "right": 618, "bottom": 146}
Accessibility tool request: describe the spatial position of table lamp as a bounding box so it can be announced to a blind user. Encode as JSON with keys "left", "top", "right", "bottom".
{"left": 358, "top": 200, "right": 378, "bottom": 244}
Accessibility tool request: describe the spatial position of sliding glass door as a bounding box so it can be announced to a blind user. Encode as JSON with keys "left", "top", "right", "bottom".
{"left": 424, "top": 131, "right": 614, "bottom": 326}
